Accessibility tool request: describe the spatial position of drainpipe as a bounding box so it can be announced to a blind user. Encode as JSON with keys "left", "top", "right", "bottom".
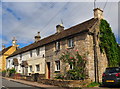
{"left": 93, "top": 29, "right": 99, "bottom": 83}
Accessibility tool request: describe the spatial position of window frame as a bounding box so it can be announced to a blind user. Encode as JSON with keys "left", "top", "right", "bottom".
{"left": 36, "top": 64, "right": 40, "bottom": 72}
{"left": 29, "top": 65, "right": 32, "bottom": 72}
{"left": 30, "top": 50, "right": 32, "bottom": 57}
{"left": 55, "top": 61, "right": 60, "bottom": 71}
{"left": 56, "top": 41, "right": 60, "bottom": 51}
{"left": 36, "top": 48, "right": 40, "bottom": 56}
{"left": 70, "top": 64, "right": 73, "bottom": 70}
{"left": 68, "top": 38, "right": 74, "bottom": 48}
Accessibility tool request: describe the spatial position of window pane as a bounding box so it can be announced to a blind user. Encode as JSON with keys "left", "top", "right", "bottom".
{"left": 56, "top": 41, "right": 60, "bottom": 50}
{"left": 29, "top": 66, "right": 32, "bottom": 72}
{"left": 36, "top": 65, "right": 40, "bottom": 71}
{"left": 55, "top": 61, "right": 60, "bottom": 71}
{"left": 68, "top": 38, "right": 74, "bottom": 47}
{"left": 36, "top": 48, "right": 40, "bottom": 56}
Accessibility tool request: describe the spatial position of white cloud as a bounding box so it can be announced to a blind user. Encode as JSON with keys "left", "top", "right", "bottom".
{"left": 2, "top": 2, "right": 119, "bottom": 48}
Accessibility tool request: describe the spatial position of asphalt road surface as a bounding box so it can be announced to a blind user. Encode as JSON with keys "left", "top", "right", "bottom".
{"left": 2, "top": 78, "right": 44, "bottom": 89}
{"left": 1, "top": 77, "right": 120, "bottom": 89}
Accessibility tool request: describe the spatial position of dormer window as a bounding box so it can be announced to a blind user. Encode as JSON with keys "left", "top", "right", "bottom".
{"left": 56, "top": 41, "right": 60, "bottom": 51}
{"left": 36, "top": 48, "right": 40, "bottom": 56}
{"left": 30, "top": 50, "right": 32, "bottom": 57}
{"left": 68, "top": 38, "right": 74, "bottom": 48}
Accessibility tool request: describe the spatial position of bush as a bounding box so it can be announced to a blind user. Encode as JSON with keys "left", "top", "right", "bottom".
{"left": 55, "top": 73, "right": 64, "bottom": 79}
{"left": 66, "top": 67, "right": 86, "bottom": 80}
{"left": 2, "top": 70, "right": 7, "bottom": 77}
{"left": 9, "top": 68, "right": 16, "bottom": 76}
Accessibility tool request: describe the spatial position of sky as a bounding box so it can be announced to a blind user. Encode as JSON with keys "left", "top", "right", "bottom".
{"left": 1, "top": 0, "right": 120, "bottom": 50}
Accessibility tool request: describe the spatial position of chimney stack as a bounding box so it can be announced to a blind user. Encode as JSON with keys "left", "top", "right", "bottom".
{"left": 56, "top": 24, "right": 64, "bottom": 33}
{"left": 12, "top": 37, "right": 17, "bottom": 46}
{"left": 2, "top": 45, "right": 5, "bottom": 50}
{"left": 35, "top": 32, "right": 41, "bottom": 42}
{"left": 94, "top": 8, "right": 103, "bottom": 19}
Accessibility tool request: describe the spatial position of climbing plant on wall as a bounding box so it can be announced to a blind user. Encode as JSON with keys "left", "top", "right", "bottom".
{"left": 59, "top": 50, "right": 87, "bottom": 80}
{"left": 99, "top": 19, "right": 120, "bottom": 67}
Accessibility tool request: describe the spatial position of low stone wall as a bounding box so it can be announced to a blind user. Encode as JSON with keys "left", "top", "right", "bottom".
{"left": 7, "top": 74, "right": 92, "bottom": 88}
{"left": 37, "top": 79, "right": 92, "bottom": 88}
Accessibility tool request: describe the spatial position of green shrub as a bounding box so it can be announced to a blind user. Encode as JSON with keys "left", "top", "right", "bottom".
{"left": 87, "top": 82, "right": 101, "bottom": 87}
{"left": 9, "top": 68, "right": 16, "bottom": 76}
{"left": 55, "top": 73, "right": 64, "bottom": 79}
{"left": 60, "top": 51, "right": 87, "bottom": 80}
{"left": 66, "top": 66, "right": 86, "bottom": 80}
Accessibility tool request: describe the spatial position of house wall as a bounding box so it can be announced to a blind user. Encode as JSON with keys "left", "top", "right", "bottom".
{"left": 6, "top": 55, "right": 22, "bottom": 73}
{"left": 45, "top": 23, "right": 108, "bottom": 82}
{"left": 6, "top": 46, "right": 45, "bottom": 76}
{"left": 1, "top": 46, "right": 17, "bottom": 71}
{"left": 0, "top": 56, "right": 2, "bottom": 71}
{"left": 27, "top": 46, "right": 45, "bottom": 75}
{"left": 45, "top": 32, "right": 89, "bottom": 79}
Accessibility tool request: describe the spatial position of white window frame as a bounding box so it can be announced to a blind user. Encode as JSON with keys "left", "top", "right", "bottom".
{"left": 56, "top": 41, "right": 60, "bottom": 50}
{"left": 36, "top": 64, "right": 40, "bottom": 72}
{"left": 36, "top": 48, "right": 40, "bottom": 56}
{"left": 29, "top": 65, "right": 32, "bottom": 72}
{"left": 30, "top": 50, "right": 32, "bottom": 57}
{"left": 68, "top": 38, "right": 74, "bottom": 47}
{"left": 55, "top": 61, "right": 60, "bottom": 71}
{"left": 70, "top": 64, "right": 73, "bottom": 70}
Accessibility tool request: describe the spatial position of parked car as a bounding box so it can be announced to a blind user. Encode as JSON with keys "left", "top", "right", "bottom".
{"left": 102, "top": 67, "right": 120, "bottom": 86}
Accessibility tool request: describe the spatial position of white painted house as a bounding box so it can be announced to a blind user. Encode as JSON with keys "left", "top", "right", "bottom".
{"left": 6, "top": 32, "right": 45, "bottom": 76}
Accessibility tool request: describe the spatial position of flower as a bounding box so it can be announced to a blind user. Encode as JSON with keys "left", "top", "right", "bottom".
{"left": 70, "top": 57, "right": 74, "bottom": 59}
{"left": 76, "top": 59, "right": 78, "bottom": 61}
{"left": 66, "top": 49, "right": 68, "bottom": 51}
{"left": 75, "top": 49, "right": 78, "bottom": 52}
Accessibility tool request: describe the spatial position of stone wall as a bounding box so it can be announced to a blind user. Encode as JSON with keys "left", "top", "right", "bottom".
{"left": 37, "top": 79, "right": 92, "bottom": 88}
{"left": 45, "top": 21, "right": 108, "bottom": 82}
{"left": 45, "top": 32, "right": 89, "bottom": 79}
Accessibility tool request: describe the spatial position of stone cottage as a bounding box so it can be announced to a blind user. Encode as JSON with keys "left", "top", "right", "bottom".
{"left": 6, "top": 8, "right": 108, "bottom": 82}
{"left": 45, "top": 8, "right": 108, "bottom": 82}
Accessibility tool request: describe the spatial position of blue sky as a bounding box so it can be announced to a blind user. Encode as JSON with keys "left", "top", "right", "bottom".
{"left": 1, "top": 0, "right": 119, "bottom": 50}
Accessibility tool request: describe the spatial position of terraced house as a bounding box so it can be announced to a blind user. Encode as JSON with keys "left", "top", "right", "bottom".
{"left": 0, "top": 38, "right": 18, "bottom": 71}
{"left": 6, "top": 8, "right": 108, "bottom": 82}
{"left": 7, "top": 33, "right": 46, "bottom": 78}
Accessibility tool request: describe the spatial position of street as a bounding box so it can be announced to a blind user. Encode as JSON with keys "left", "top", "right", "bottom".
{"left": 2, "top": 78, "right": 42, "bottom": 89}
{"left": 1, "top": 77, "right": 120, "bottom": 89}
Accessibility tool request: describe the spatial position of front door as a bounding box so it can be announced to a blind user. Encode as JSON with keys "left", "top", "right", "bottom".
{"left": 47, "top": 62, "right": 50, "bottom": 79}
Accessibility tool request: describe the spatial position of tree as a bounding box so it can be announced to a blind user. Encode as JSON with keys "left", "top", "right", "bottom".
{"left": 99, "top": 19, "right": 120, "bottom": 67}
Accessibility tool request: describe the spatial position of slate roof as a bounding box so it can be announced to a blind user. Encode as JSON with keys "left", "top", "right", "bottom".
{"left": 7, "top": 18, "right": 98, "bottom": 58}
{"left": 0, "top": 46, "right": 12, "bottom": 55}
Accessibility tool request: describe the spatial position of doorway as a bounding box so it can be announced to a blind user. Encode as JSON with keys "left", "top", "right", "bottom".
{"left": 47, "top": 62, "right": 50, "bottom": 79}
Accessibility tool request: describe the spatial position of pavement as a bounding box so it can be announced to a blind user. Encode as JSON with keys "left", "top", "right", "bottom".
{"left": 2, "top": 77, "right": 65, "bottom": 89}
{"left": 1, "top": 77, "right": 120, "bottom": 89}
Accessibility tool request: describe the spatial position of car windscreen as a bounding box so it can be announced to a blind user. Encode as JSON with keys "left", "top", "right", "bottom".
{"left": 105, "top": 68, "right": 120, "bottom": 73}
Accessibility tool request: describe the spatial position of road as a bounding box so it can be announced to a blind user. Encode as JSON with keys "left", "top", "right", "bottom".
{"left": 2, "top": 78, "right": 43, "bottom": 89}
{"left": 1, "top": 77, "right": 120, "bottom": 89}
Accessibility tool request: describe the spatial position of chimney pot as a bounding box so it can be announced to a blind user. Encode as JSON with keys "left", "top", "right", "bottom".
{"left": 35, "top": 32, "right": 41, "bottom": 42}
{"left": 12, "top": 37, "right": 17, "bottom": 46}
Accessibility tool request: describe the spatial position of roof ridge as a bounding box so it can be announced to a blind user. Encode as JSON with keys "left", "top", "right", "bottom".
{"left": 7, "top": 18, "right": 98, "bottom": 58}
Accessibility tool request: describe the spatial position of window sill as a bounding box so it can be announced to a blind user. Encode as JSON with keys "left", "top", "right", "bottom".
{"left": 55, "top": 49, "right": 60, "bottom": 52}
{"left": 67, "top": 46, "right": 74, "bottom": 49}
{"left": 54, "top": 71, "right": 60, "bottom": 73}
